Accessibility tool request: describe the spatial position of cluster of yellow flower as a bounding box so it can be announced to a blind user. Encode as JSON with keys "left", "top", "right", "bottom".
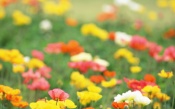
{"left": 12, "top": 10, "right": 31, "bottom": 26}
{"left": 0, "top": 48, "right": 45, "bottom": 73}
{"left": 81, "top": 23, "right": 109, "bottom": 41}
{"left": 0, "top": 0, "right": 72, "bottom": 26}
{"left": 142, "top": 85, "right": 170, "bottom": 101}
{"left": 157, "top": 0, "right": 175, "bottom": 12}
{"left": 30, "top": 99, "right": 76, "bottom": 109}
{"left": 70, "top": 71, "right": 94, "bottom": 89}
{"left": 114, "top": 48, "right": 142, "bottom": 73}
{"left": 43, "top": 0, "right": 71, "bottom": 16}
{"left": 77, "top": 85, "right": 102, "bottom": 105}
{"left": 0, "top": 85, "right": 28, "bottom": 108}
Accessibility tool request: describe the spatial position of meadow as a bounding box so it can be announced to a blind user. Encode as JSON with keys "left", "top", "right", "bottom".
{"left": 0, "top": 0, "right": 175, "bottom": 109}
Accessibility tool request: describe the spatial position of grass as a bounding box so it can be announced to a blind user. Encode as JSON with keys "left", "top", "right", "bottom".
{"left": 0, "top": 0, "right": 175, "bottom": 109}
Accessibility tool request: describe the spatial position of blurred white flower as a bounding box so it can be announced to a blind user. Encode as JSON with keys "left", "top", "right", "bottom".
{"left": 114, "top": 32, "right": 132, "bottom": 46}
{"left": 70, "top": 52, "right": 92, "bottom": 62}
{"left": 93, "top": 56, "right": 109, "bottom": 67}
{"left": 114, "top": 90, "right": 151, "bottom": 106}
{"left": 102, "top": 4, "right": 115, "bottom": 13}
{"left": 24, "top": 56, "right": 30, "bottom": 63}
{"left": 114, "top": 0, "right": 131, "bottom": 6}
{"left": 40, "top": 19, "right": 52, "bottom": 31}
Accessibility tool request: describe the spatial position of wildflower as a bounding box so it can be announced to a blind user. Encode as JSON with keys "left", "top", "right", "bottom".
{"left": 114, "top": 90, "right": 151, "bottom": 106}
{"left": 0, "top": 8, "right": 5, "bottom": 19}
{"left": 148, "top": 11, "right": 157, "bottom": 21}
{"left": 13, "top": 64, "right": 25, "bottom": 73}
{"left": 114, "top": 32, "right": 132, "bottom": 46}
{"left": 158, "top": 69, "right": 173, "bottom": 78}
{"left": 103, "top": 70, "right": 116, "bottom": 78}
{"left": 162, "top": 46, "right": 175, "bottom": 61}
{"left": 27, "top": 58, "right": 45, "bottom": 69}
{"left": 77, "top": 91, "right": 102, "bottom": 105}
{"left": 93, "top": 56, "right": 109, "bottom": 67}
{"left": 40, "top": 19, "right": 52, "bottom": 31}
{"left": 45, "top": 42, "right": 63, "bottom": 54}
{"left": 0, "top": 63, "right": 2, "bottom": 70}
{"left": 156, "top": 92, "right": 170, "bottom": 101}
{"left": 153, "top": 102, "right": 161, "bottom": 109}
{"left": 31, "top": 50, "right": 44, "bottom": 60}
{"left": 124, "top": 78, "right": 156, "bottom": 91}
{"left": 129, "top": 35, "right": 148, "bottom": 51}
{"left": 157, "top": 0, "right": 168, "bottom": 8}
{"left": 81, "top": 23, "right": 108, "bottom": 41}
{"left": 112, "top": 102, "right": 128, "bottom": 109}
{"left": 97, "top": 4, "right": 116, "bottom": 22}
{"left": 70, "top": 71, "right": 94, "bottom": 89}
{"left": 70, "top": 52, "right": 92, "bottom": 62}
{"left": 144, "top": 74, "right": 156, "bottom": 83}
{"left": 48, "top": 88, "right": 69, "bottom": 101}
{"left": 90, "top": 75, "right": 105, "bottom": 84}
{"left": 27, "top": 77, "right": 50, "bottom": 91}
{"left": 42, "top": 0, "right": 71, "bottom": 16}
{"left": 36, "top": 66, "right": 52, "bottom": 79}
{"left": 101, "top": 78, "right": 117, "bottom": 88}
{"left": 12, "top": 10, "right": 31, "bottom": 26}
{"left": 11, "top": 101, "right": 28, "bottom": 108}
{"left": 142, "top": 85, "right": 161, "bottom": 99}
{"left": 130, "top": 66, "right": 142, "bottom": 73}
{"left": 87, "top": 85, "right": 102, "bottom": 93}
{"left": 65, "top": 17, "right": 78, "bottom": 26}
{"left": 164, "top": 29, "right": 175, "bottom": 39}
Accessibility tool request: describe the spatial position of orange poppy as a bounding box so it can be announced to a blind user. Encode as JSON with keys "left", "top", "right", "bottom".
{"left": 108, "top": 32, "right": 115, "bottom": 40}
{"left": 66, "top": 18, "right": 78, "bottom": 26}
{"left": 90, "top": 75, "right": 105, "bottom": 84}
{"left": 144, "top": 74, "right": 156, "bottom": 83}
{"left": 164, "top": 29, "right": 175, "bottom": 38}
{"left": 83, "top": 107, "right": 94, "bottom": 109}
{"left": 103, "top": 70, "right": 116, "bottom": 78}
{"left": 11, "top": 101, "right": 28, "bottom": 108}
{"left": 97, "top": 12, "right": 116, "bottom": 22}
{"left": 112, "top": 102, "right": 128, "bottom": 109}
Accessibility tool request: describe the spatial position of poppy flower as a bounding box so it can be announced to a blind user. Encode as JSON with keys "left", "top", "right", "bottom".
{"left": 129, "top": 36, "right": 148, "bottom": 51}
{"left": 90, "top": 75, "right": 105, "bottom": 84}
{"left": 66, "top": 18, "right": 78, "bottom": 26}
{"left": 144, "top": 74, "right": 156, "bottom": 83}
{"left": 108, "top": 32, "right": 115, "bottom": 40}
{"left": 31, "top": 50, "right": 44, "bottom": 60}
{"left": 164, "top": 29, "right": 175, "bottom": 38}
{"left": 112, "top": 102, "right": 128, "bottom": 109}
{"left": 103, "top": 70, "right": 116, "bottom": 78}
{"left": 48, "top": 88, "right": 69, "bottom": 101}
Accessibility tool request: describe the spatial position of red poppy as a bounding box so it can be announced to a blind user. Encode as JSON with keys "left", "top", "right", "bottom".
{"left": 112, "top": 102, "right": 128, "bottom": 109}
{"left": 129, "top": 36, "right": 148, "bottom": 51}
{"left": 90, "top": 75, "right": 105, "bottom": 84}
{"left": 144, "top": 74, "right": 156, "bottom": 83}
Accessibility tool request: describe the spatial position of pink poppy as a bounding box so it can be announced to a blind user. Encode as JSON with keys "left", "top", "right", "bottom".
{"left": 162, "top": 46, "right": 175, "bottom": 61}
{"left": 32, "top": 50, "right": 44, "bottom": 60}
{"left": 36, "top": 66, "right": 52, "bottom": 78}
{"left": 22, "top": 69, "right": 41, "bottom": 84}
{"left": 129, "top": 36, "right": 148, "bottom": 51}
{"left": 27, "top": 77, "right": 50, "bottom": 91}
{"left": 48, "top": 88, "right": 69, "bottom": 101}
{"left": 45, "top": 43, "right": 63, "bottom": 54}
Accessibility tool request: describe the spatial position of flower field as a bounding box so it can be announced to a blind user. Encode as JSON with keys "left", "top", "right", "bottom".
{"left": 0, "top": 0, "right": 175, "bottom": 109}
